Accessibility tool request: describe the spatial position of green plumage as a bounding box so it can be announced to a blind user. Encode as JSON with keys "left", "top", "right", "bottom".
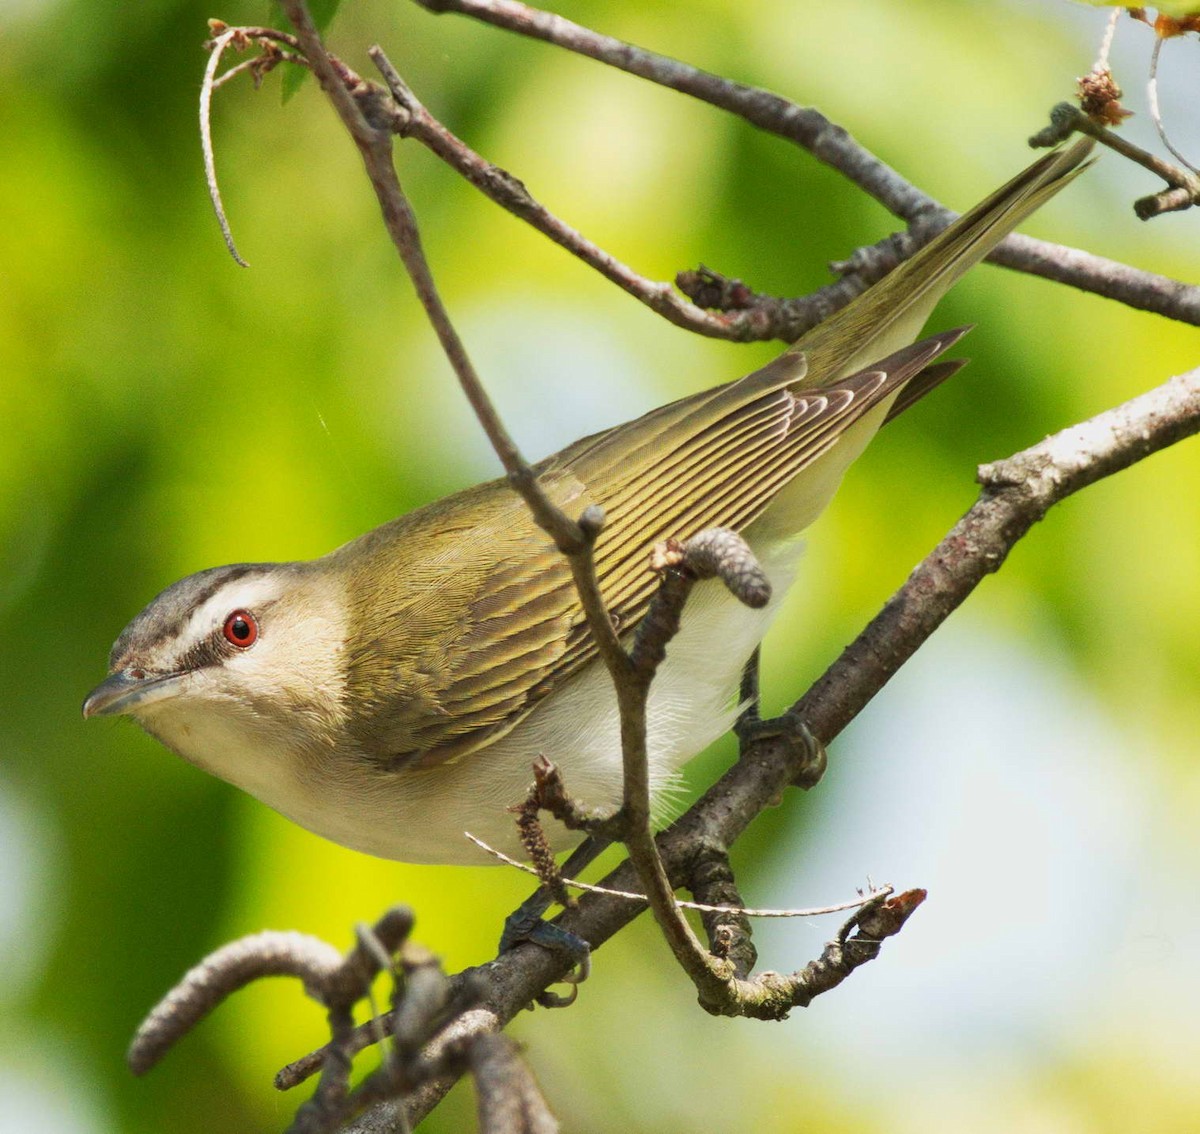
{"left": 333, "top": 138, "right": 1093, "bottom": 770}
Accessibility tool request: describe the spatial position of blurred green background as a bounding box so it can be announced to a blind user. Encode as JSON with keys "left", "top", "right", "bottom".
{"left": 2, "top": 1, "right": 1198, "bottom": 1131}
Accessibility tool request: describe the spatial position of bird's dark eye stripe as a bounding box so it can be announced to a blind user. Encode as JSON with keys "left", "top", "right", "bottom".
{"left": 176, "top": 638, "right": 224, "bottom": 675}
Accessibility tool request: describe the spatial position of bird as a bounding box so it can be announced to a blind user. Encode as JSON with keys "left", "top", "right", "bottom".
{"left": 83, "top": 139, "right": 1093, "bottom": 867}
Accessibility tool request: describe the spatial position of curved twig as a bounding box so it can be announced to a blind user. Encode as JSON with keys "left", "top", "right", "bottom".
{"left": 200, "top": 26, "right": 251, "bottom": 267}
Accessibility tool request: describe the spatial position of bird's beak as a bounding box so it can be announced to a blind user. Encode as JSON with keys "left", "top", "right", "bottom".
{"left": 82, "top": 669, "right": 186, "bottom": 719}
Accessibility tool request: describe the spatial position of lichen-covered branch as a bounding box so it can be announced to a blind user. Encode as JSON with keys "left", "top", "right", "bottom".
{"left": 126, "top": 906, "right": 524, "bottom": 1133}
{"left": 788, "top": 365, "right": 1200, "bottom": 758}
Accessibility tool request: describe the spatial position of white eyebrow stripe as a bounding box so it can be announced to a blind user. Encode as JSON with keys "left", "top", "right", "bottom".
{"left": 179, "top": 575, "right": 283, "bottom": 652}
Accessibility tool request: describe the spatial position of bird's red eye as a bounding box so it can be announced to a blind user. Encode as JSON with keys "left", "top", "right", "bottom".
{"left": 222, "top": 610, "right": 258, "bottom": 648}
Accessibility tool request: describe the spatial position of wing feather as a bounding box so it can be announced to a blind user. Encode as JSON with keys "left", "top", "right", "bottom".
{"left": 344, "top": 330, "right": 966, "bottom": 768}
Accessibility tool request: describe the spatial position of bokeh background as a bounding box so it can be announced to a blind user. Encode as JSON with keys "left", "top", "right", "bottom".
{"left": 2, "top": 1, "right": 1198, "bottom": 1131}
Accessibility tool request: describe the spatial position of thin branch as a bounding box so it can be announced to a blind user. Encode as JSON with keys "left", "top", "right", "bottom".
{"left": 368, "top": 47, "right": 778, "bottom": 341}
{"left": 1094, "top": 6, "right": 1122, "bottom": 72}
{"left": 413, "top": 0, "right": 1200, "bottom": 325}
{"left": 211, "top": 43, "right": 307, "bottom": 92}
{"left": 1032, "top": 101, "right": 1200, "bottom": 219}
{"left": 616, "top": 531, "right": 766, "bottom": 1008}
{"left": 464, "top": 832, "right": 890, "bottom": 919}
{"left": 469, "top": 1035, "right": 560, "bottom": 1134}
{"left": 201, "top": 24, "right": 313, "bottom": 261}
{"left": 128, "top": 931, "right": 345, "bottom": 1076}
{"left": 788, "top": 364, "right": 1200, "bottom": 756}
{"left": 1147, "top": 36, "right": 1199, "bottom": 176}
{"left": 412, "top": 0, "right": 930, "bottom": 218}
{"left": 127, "top": 903, "right": 515, "bottom": 1133}
{"left": 684, "top": 838, "right": 758, "bottom": 979}
{"left": 275, "top": 973, "right": 488, "bottom": 1092}
{"left": 368, "top": 44, "right": 910, "bottom": 342}
{"left": 280, "top": 4, "right": 576, "bottom": 542}
{"left": 200, "top": 25, "right": 251, "bottom": 266}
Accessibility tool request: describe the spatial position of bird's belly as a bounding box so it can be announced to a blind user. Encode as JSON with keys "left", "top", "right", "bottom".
{"left": 309, "top": 535, "right": 806, "bottom": 864}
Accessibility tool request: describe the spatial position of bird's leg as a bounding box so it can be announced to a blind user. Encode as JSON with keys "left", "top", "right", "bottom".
{"left": 735, "top": 646, "right": 764, "bottom": 732}
{"left": 734, "top": 649, "right": 827, "bottom": 789}
{"left": 498, "top": 833, "right": 611, "bottom": 963}
{"left": 499, "top": 757, "right": 623, "bottom": 974}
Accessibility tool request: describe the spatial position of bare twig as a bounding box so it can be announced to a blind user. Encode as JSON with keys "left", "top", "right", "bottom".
{"left": 469, "top": 1035, "right": 560, "bottom": 1134}
{"left": 368, "top": 47, "right": 784, "bottom": 341}
{"left": 368, "top": 45, "right": 909, "bottom": 341}
{"left": 280, "top": 4, "right": 573, "bottom": 542}
{"left": 128, "top": 901, "right": 517, "bottom": 1133}
{"left": 684, "top": 838, "right": 757, "bottom": 979}
{"left": 1032, "top": 101, "right": 1200, "bottom": 218}
{"left": 275, "top": 970, "right": 488, "bottom": 1092}
{"left": 1147, "top": 36, "right": 1199, "bottom": 176}
{"left": 1094, "top": 6, "right": 1122, "bottom": 73}
{"left": 201, "top": 23, "right": 313, "bottom": 262}
{"left": 211, "top": 42, "right": 307, "bottom": 92}
{"left": 128, "top": 930, "right": 345, "bottom": 1076}
{"left": 413, "top": 0, "right": 1200, "bottom": 325}
{"left": 200, "top": 25, "right": 252, "bottom": 266}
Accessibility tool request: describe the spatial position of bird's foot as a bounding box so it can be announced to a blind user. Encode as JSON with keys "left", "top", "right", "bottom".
{"left": 736, "top": 709, "right": 827, "bottom": 789}
{"left": 499, "top": 898, "right": 591, "bottom": 1006}
{"left": 496, "top": 832, "right": 609, "bottom": 1002}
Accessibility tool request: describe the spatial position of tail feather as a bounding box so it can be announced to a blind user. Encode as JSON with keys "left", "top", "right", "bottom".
{"left": 788, "top": 137, "right": 1095, "bottom": 384}
{"left": 882, "top": 358, "right": 970, "bottom": 425}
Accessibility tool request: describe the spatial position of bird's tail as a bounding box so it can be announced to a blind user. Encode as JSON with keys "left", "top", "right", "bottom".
{"left": 788, "top": 136, "right": 1095, "bottom": 387}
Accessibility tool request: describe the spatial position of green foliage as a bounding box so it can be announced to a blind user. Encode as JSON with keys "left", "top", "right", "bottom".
{"left": 3, "top": 2, "right": 1198, "bottom": 1133}
{"left": 272, "top": 0, "right": 346, "bottom": 100}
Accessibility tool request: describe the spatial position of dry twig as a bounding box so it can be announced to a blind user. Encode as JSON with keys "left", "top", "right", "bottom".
{"left": 1032, "top": 101, "right": 1200, "bottom": 218}
{"left": 126, "top": 904, "right": 535, "bottom": 1133}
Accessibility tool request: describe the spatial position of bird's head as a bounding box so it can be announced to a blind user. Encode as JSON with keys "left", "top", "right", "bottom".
{"left": 83, "top": 563, "right": 348, "bottom": 777}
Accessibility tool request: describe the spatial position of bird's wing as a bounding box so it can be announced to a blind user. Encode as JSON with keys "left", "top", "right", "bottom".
{"left": 343, "top": 139, "right": 1094, "bottom": 769}
{"left": 343, "top": 329, "right": 965, "bottom": 769}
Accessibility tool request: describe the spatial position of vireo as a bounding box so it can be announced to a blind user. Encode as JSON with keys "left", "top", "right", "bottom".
{"left": 84, "top": 140, "right": 1093, "bottom": 864}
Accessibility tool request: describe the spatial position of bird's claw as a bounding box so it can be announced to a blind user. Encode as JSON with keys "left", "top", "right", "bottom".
{"left": 736, "top": 710, "right": 827, "bottom": 788}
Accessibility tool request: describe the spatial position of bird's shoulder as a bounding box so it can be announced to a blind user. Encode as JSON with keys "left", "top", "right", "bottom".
{"left": 335, "top": 469, "right": 589, "bottom": 769}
